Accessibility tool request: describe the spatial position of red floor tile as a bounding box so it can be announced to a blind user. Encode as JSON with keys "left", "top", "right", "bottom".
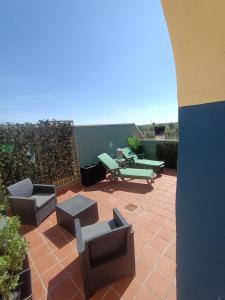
{"left": 70, "top": 265, "right": 84, "bottom": 291}
{"left": 148, "top": 236, "right": 168, "bottom": 253}
{"left": 165, "top": 243, "right": 176, "bottom": 261}
{"left": 30, "top": 264, "right": 39, "bottom": 282}
{"left": 71, "top": 292, "right": 85, "bottom": 300}
{"left": 167, "top": 284, "right": 177, "bottom": 300}
{"left": 152, "top": 214, "right": 167, "bottom": 226}
{"left": 24, "top": 229, "right": 41, "bottom": 242}
{"left": 30, "top": 244, "right": 52, "bottom": 262}
{"left": 156, "top": 255, "right": 176, "bottom": 280}
{"left": 61, "top": 253, "right": 80, "bottom": 273}
{"left": 134, "top": 225, "right": 153, "bottom": 242}
{"left": 41, "top": 263, "right": 65, "bottom": 290}
{"left": 53, "top": 243, "right": 74, "bottom": 261}
{"left": 26, "top": 169, "right": 177, "bottom": 300}
{"left": 48, "top": 275, "right": 78, "bottom": 300}
{"left": 146, "top": 221, "right": 161, "bottom": 234}
{"left": 146, "top": 271, "right": 171, "bottom": 299}
{"left": 134, "top": 286, "right": 160, "bottom": 300}
{"left": 28, "top": 234, "right": 46, "bottom": 250}
{"left": 34, "top": 253, "right": 59, "bottom": 275}
{"left": 113, "top": 277, "right": 141, "bottom": 299}
{"left": 32, "top": 279, "right": 46, "bottom": 300}
{"left": 89, "top": 285, "right": 110, "bottom": 300}
{"left": 46, "top": 235, "right": 68, "bottom": 251}
{"left": 140, "top": 246, "right": 161, "bottom": 266}
{"left": 135, "top": 257, "right": 152, "bottom": 282}
{"left": 134, "top": 237, "right": 146, "bottom": 255}
{"left": 157, "top": 227, "right": 174, "bottom": 241}
{"left": 102, "top": 288, "right": 120, "bottom": 300}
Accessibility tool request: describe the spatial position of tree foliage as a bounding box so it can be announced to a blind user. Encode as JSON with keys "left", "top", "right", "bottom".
{"left": 127, "top": 136, "right": 140, "bottom": 152}
{"left": 138, "top": 122, "right": 179, "bottom": 139}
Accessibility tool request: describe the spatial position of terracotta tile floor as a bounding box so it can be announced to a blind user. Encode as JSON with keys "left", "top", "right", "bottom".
{"left": 22, "top": 169, "right": 176, "bottom": 300}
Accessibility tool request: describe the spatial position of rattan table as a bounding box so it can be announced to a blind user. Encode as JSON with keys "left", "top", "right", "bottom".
{"left": 56, "top": 194, "right": 99, "bottom": 236}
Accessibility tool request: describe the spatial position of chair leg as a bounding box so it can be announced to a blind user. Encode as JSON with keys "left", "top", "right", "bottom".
{"left": 113, "top": 172, "right": 119, "bottom": 182}
{"left": 121, "top": 176, "right": 125, "bottom": 183}
{"left": 109, "top": 171, "right": 118, "bottom": 182}
{"left": 147, "top": 178, "right": 154, "bottom": 185}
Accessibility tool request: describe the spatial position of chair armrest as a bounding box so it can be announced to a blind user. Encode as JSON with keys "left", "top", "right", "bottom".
{"left": 33, "top": 184, "right": 55, "bottom": 194}
{"left": 75, "top": 218, "right": 85, "bottom": 253}
{"left": 137, "top": 153, "right": 145, "bottom": 159}
{"left": 9, "top": 196, "right": 37, "bottom": 209}
{"left": 126, "top": 156, "right": 135, "bottom": 164}
{"left": 9, "top": 196, "right": 36, "bottom": 204}
{"left": 9, "top": 196, "right": 38, "bottom": 225}
{"left": 113, "top": 208, "right": 129, "bottom": 226}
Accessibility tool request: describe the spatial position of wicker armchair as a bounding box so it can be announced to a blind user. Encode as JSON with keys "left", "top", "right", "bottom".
{"left": 75, "top": 208, "right": 135, "bottom": 299}
{"left": 7, "top": 178, "right": 56, "bottom": 226}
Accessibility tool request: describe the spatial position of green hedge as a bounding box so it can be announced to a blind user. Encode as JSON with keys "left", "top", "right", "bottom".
{"left": 0, "top": 121, "right": 80, "bottom": 203}
{"left": 0, "top": 173, "right": 8, "bottom": 211}
{"left": 156, "top": 142, "right": 178, "bottom": 169}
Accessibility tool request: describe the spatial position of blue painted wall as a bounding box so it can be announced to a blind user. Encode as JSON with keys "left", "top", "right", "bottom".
{"left": 177, "top": 101, "right": 225, "bottom": 299}
{"left": 74, "top": 124, "right": 143, "bottom": 167}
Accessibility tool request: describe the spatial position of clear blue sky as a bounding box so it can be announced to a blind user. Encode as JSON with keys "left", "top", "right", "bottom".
{"left": 0, "top": 0, "right": 177, "bottom": 125}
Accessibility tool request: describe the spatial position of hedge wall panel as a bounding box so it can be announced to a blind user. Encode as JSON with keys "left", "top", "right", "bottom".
{"left": 0, "top": 121, "right": 80, "bottom": 197}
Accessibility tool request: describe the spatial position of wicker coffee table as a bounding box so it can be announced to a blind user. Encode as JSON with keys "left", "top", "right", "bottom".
{"left": 56, "top": 194, "right": 99, "bottom": 236}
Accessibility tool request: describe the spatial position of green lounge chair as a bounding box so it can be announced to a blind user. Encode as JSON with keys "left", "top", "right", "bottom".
{"left": 121, "top": 147, "right": 165, "bottom": 171}
{"left": 97, "top": 153, "right": 156, "bottom": 185}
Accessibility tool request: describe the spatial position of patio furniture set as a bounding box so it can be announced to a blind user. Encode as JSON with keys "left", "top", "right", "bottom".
{"left": 7, "top": 179, "right": 135, "bottom": 299}
{"left": 6, "top": 149, "right": 164, "bottom": 299}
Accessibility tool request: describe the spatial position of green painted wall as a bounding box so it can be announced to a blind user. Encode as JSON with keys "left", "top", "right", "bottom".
{"left": 74, "top": 124, "right": 143, "bottom": 167}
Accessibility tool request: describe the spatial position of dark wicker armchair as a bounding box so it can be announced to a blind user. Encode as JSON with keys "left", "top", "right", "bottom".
{"left": 7, "top": 178, "right": 56, "bottom": 226}
{"left": 75, "top": 208, "right": 135, "bottom": 299}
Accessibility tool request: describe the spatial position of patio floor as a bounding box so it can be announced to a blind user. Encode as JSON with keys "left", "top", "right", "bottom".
{"left": 22, "top": 169, "right": 176, "bottom": 300}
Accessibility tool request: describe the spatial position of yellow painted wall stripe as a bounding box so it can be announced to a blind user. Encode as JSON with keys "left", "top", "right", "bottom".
{"left": 161, "top": 0, "right": 225, "bottom": 107}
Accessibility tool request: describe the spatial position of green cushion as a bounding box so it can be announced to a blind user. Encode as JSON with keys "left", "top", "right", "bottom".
{"left": 122, "top": 147, "right": 138, "bottom": 160}
{"left": 119, "top": 168, "right": 155, "bottom": 179}
{"left": 135, "top": 159, "right": 165, "bottom": 167}
{"left": 97, "top": 153, "right": 119, "bottom": 170}
{"left": 122, "top": 147, "right": 165, "bottom": 168}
